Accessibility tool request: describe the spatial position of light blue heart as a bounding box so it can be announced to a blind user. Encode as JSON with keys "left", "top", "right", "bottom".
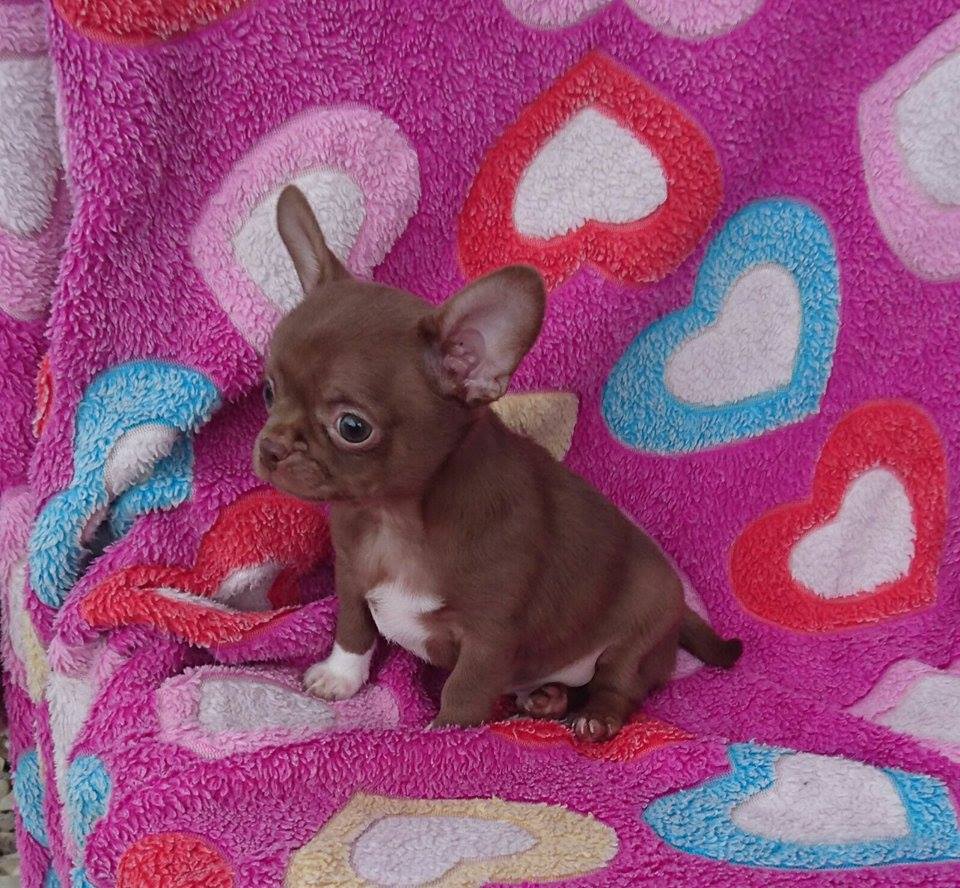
{"left": 644, "top": 742, "right": 960, "bottom": 869}
{"left": 12, "top": 748, "right": 47, "bottom": 848}
{"left": 29, "top": 360, "right": 219, "bottom": 608}
{"left": 107, "top": 433, "right": 194, "bottom": 539}
{"left": 603, "top": 198, "right": 839, "bottom": 453}
{"left": 66, "top": 755, "right": 111, "bottom": 853}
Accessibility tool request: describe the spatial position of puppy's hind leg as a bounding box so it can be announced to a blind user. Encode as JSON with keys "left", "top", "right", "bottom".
{"left": 518, "top": 683, "right": 570, "bottom": 719}
{"left": 571, "top": 630, "right": 677, "bottom": 743}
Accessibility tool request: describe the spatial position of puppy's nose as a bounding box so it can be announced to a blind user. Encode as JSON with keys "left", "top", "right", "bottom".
{"left": 259, "top": 437, "right": 291, "bottom": 467}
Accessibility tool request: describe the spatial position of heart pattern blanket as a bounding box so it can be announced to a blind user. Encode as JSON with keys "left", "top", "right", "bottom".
{"left": 2, "top": 0, "right": 960, "bottom": 885}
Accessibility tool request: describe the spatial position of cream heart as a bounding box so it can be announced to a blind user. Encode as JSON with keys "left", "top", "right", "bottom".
{"left": 491, "top": 392, "right": 579, "bottom": 460}
{"left": 789, "top": 467, "right": 915, "bottom": 599}
{"left": 232, "top": 169, "right": 365, "bottom": 313}
{"left": 197, "top": 676, "right": 335, "bottom": 733}
{"left": 877, "top": 673, "right": 960, "bottom": 745}
{"left": 0, "top": 55, "right": 59, "bottom": 237}
{"left": 287, "top": 794, "right": 617, "bottom": 886}
{"left": 895, "top": 50, "right": 960, "bottom": 207}
{"left": 352, "top": 816, "right": 535, "bottom": 886}
{"left": 732, "top": 753, "right": 909, "bottom": 843}
{"left": 5, "top": 557, "right": 48, "bottom": 703}
{"left": 665, "top": 263, "right": 801, "bottom": 406}
{"left": 513, "top": 107, "right": 667, "bottom": 239}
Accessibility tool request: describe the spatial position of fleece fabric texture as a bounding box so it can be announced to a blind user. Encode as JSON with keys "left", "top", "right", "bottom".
{"left": 1, "top": 0, "right": 960, "bottom": 885}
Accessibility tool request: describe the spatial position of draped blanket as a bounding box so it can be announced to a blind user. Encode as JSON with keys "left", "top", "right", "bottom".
{"left": 1, "top": 0, "right": 960, "bottom": 884}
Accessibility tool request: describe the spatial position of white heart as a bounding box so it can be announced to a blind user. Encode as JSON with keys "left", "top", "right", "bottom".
{"left": 672, "top": 581, "right": 710, "bottom": 680}
{"left": 513, "top": 106, "right": 667, "bottom": 239}
{"left": 198, "top": 677, "right": 335, "bottom": 733}
{"left": 154, "top": 588, "right": 236, "bottom": 611}
{"left": 789, "top": 467, "right": 915, "bottom": 599}
{"left": 732, "top": 753, "right": 909, "bottom": 843}
{"left": 191, "top": 106, "right": 419, "bottom": 354}
{"left": 502, "top": 0, "right": 610, "bottom": 29}
{"left": 0, "top": 55, "right": 59, "bottom": 237}
{"left": 351, "top": 815, "right": 535, "bottom": 886}
{"left": 232, "top": 169, "right": 365, "bottom": 313}
{"left": 895, "top": 49, "right": 960, "bottom": 207}
{"left": 103, "top": 424, "right": 181, "bottom": 498}
{"left": 877, "top": 673, "right": 960, "bottom": 745}
{"left": 212, "top": 562, "right": 282, "bottom": 612}
{"left": 665, "top": 263, "right": 801, "bottom": 406}
{"left": 47, "top": 670, "right": 96, "bottom": 802}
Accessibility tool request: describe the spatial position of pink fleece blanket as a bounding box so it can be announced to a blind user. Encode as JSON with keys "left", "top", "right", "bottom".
{"left": 2, "top": 0, "right": 960, "bottom": 885}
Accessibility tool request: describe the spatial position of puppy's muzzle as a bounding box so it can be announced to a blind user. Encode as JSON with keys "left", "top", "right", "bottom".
{"left": 258, "top": 436, "right": 291, "bottom": 470}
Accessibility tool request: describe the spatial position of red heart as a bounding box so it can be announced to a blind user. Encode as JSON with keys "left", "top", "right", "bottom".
{"left": 730, "top": 401, "right": 947, "bottom": 632}
{"left": 117, "top": 833, "right": 233, "bottom": 888}
{"left": 489, "top": 715, "right": 691, "bottom": 763}
{"left": 53, "top": 0, "right": 248, "bottom": 44}
{"left": 458, "top": 51, "right": 722, "bottom": 290}
{"left": 79, "top": 487, "right": 329, "bottom": 647}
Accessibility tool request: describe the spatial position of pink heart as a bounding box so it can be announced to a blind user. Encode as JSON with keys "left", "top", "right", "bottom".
{"left": 191, "top": 106, "right": 420, "bottom": 354}
{"left": 156, "top": 665, "right": 401, "bottom": 759}
{"left": 860, "top": 12, "right": 960, "bottom": 280}
{"left": 503, "top": 0, "right": 762, "bottom": 40}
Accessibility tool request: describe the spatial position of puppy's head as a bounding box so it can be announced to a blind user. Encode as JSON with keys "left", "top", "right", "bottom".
{"left": 253, "top": 185, "right": 545, "bottom": 503}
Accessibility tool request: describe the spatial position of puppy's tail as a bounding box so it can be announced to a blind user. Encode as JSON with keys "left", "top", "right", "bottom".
{"left": 679, "top": 606, "right": 742, "bottom": 668}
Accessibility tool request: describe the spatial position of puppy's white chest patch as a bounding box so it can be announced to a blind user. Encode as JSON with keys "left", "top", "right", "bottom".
{"left": 366, "top": 582, "right": 441, "bottom": 661}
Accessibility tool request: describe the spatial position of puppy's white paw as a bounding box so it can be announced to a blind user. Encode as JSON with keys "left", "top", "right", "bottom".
{"left": 303, "top": 642, "right": 373, "bottom": 701}
{"left": 303, "top": 660, "right": 362, "bottom": 700}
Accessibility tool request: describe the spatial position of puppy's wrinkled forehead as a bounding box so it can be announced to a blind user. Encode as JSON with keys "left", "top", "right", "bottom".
{"left": 269, "top": 279, "right": 432, "bottom": 406}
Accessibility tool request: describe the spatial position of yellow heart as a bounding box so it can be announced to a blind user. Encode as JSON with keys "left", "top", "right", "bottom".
{"left": 492, "top": 392, "right": 579, "bottom": 461}
{"left": 286, "top": 793, "right": 616, "bottom": 887}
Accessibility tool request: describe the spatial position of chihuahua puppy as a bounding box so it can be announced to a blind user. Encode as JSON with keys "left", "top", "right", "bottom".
{"left": 255, "top": 185, "right": 741, "bottom": 741}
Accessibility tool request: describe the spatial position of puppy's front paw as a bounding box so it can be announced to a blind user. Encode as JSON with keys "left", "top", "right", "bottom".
{"left": 303, "top": 659, "right": 364, "bottom": 701}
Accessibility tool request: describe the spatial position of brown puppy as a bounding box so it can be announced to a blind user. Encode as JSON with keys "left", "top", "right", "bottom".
{"left": 255, "top": 185, "right": 742, "bottom": 741}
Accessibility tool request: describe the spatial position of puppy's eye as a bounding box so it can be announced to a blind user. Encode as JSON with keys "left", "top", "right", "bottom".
{"left": 263, "top": 380, "right": 274, "bottom": 408}
{"left": 337, "top": 412, "right": 372, "bottom": 444}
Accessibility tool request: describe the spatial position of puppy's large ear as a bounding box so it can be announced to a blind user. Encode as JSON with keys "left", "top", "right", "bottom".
{"left": 276, "top": 185, "right": 349, "bottom": 294}
{"left": 422, "top": 266, "right": 545, "bottom": 405}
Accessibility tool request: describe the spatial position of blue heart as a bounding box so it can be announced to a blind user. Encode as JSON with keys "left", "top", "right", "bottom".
{"left": 66, "top": 754, "right": 111, "bottom": 853}
{"left": 603, "top": 198, "right": 839, "bottom": 453}
{"left": 29, "top": 360, "right": 219, "bottom": 608}
{"left": 644, "top": 742, "right": 960, "bottom": 869}
{"left": 107, "top": 433, "right": 194, "bottom": 539}
{"left": 12, "top": 748, "right": 47, "bottom": 848}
